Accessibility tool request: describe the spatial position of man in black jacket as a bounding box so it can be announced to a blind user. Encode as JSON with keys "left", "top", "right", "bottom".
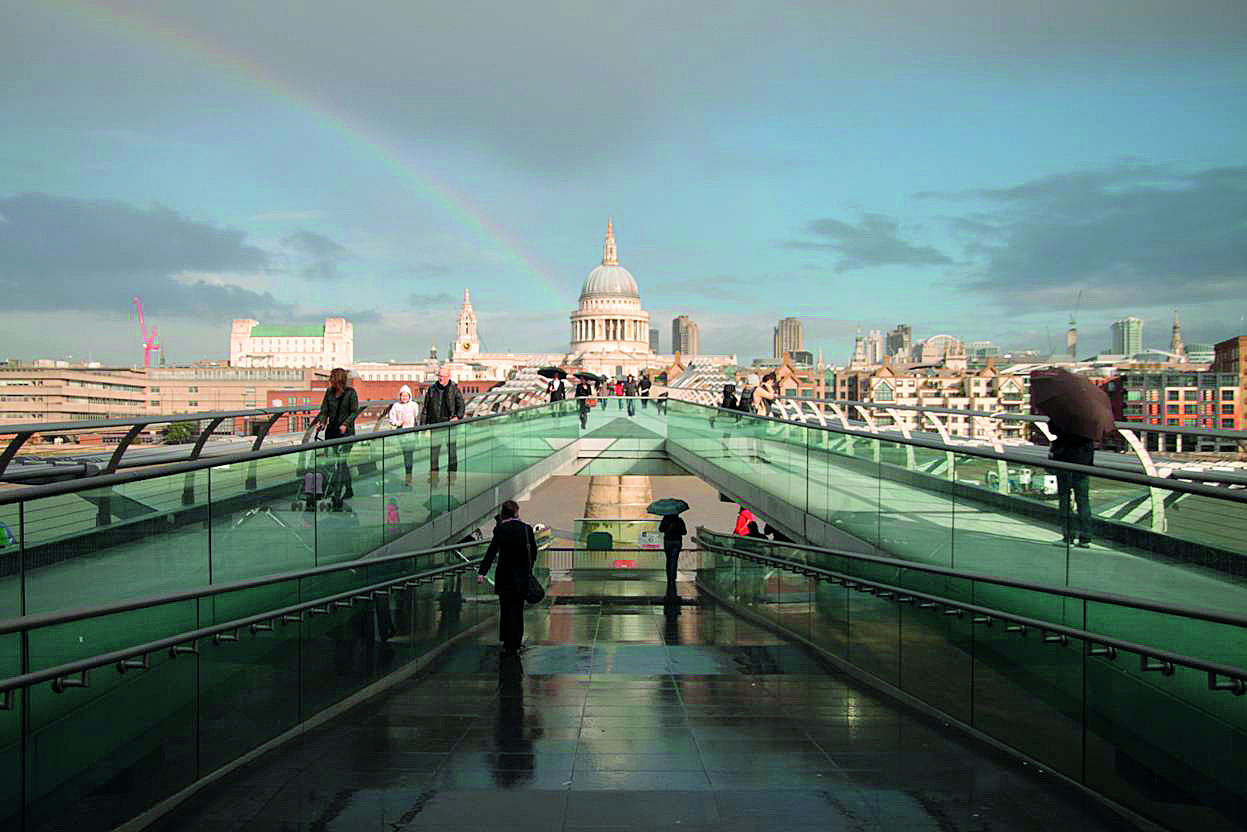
{"left": 477, "top": 500, "right": 537, "bottom": 655}
{"left": 639, "top": 373, "right": 652, "bottom": 409}
{"left": 574, "top": 377, "right": 593, "bottom": 430}
{"left": 1050, "top": 427, "right": 1094, "bottom": 547}
{"left": 422, "top": 365, "right": 465, "bottom": 483}
{"left": 658, "top": 511, "right": 687, "bottom": 590}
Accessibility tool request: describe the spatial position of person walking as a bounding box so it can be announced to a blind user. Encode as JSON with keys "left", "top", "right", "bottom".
{"left": 614, "top": 377, "right": 625, "bottom": 409}
{"left": 575, "top": 376, "right": 593, "bottom": 430}
{"left": 639, "top": 373, "right": 652, "bottom": 409}
{"left": 421, "top": 365, "right": 465, "bottom": 484}
{"left": 597, "top": 379, "right": 608, "bottom": 411}
{"left": 476, "top": 500, "right": 537, "bottom": 655}
{"left": 310, "top": 367, "right": 358, "bottom": 509}
{"left": 623, "top": 374, "right": 638, "bottom": 417}
{"left": 388, "top": 384, "right": 419, "bottom": 486}
{"left": 1050, "top": 426, "right": 1094, "bottom": 547}
{"left": 712, "top": 383, "right": 737, "bottom": 429}
{"left": 547, "top": 375, "right": 567, "bottom": 403}
{"left": 659, "top": 511, "right": 687, "bottom": 590}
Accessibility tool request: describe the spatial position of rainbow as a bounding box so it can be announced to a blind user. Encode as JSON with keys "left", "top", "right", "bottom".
{"left": 48, "top": 0, "right": 567, "bottom": 307}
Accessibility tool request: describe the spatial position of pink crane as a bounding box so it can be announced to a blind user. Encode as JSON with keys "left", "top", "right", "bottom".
{"left": 133, "top": 296, "right": 161, "bottom": 369}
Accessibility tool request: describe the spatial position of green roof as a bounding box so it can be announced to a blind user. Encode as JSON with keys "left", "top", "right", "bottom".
{"left": 250, "top": 324, "right": 324, "bottom": 337}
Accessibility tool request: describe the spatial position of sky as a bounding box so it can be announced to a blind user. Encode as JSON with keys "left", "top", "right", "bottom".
{"left": 2, "top": 0, "right": 1245, "bottom": 366}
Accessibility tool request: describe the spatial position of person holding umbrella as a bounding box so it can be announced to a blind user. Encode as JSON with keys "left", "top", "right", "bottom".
{"left": 1030, "top": 368, "right": 1114, "bottom": 548}
{"left": 649, "top": 497, "right": 689, "bottom": 591}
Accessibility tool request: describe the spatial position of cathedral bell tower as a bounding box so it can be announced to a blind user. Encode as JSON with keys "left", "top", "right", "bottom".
{"left": 454, "top": 288, "right": 481, "bottom": 358}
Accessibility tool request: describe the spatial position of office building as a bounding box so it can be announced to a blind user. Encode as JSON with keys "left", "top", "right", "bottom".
{"left": 672, "top": 315, "right": 700, "bottom": 357}
{"left": 886, "top": 323, "right": 912, "bottom": 359}
{"left": 1111, "top": 317, "right": 1143, "bottom": 356}
{"left": 773, "top": 317, "right": 803, "bottom": 359}
{"left": 649, "top": 328, "right": 660, "bottom": 353}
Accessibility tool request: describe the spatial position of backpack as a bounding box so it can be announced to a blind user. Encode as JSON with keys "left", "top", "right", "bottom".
{"left": 736, "top": 386, "right": 754, "bottom": 412}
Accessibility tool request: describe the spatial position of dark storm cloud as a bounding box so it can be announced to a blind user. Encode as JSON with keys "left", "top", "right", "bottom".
{"left": 0, "top": 192, "right": 289, "bottom": 318}
{"left": 938, "top": 163, "right": 1247, "bottom": 310}
{"left": 785, "top": 215, "right": 954, "bottom": 272}
{"left": 13, "top": 2, "right": 1244, "bottom": 174}
{"left": 282, "top": 230, "right": 350, "bottom": 281}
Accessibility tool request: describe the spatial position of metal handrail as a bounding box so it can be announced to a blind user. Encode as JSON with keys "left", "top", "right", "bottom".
{"left": 0, "top": 396, "right": 1243, "bottom": 513}
{"left": 692, "top": 530, "right": 1247, "bottom": 629}
{"left": 0, "top": 536, "right": 489, "bottom": 636}
{"left": 0, "top": 398, "right": 558, "bottom": 506}
{"left": 696, "top": 536, "right": 1247, "bottom": 691}
{"left": 0, "top": 557, "right": 484, "bottom": 703}
{"left": 674, "top": 400, "right": 1247, "bottom": 504}
{"left": 0, "top": 394, "right": 485, "bottom": 480}
{"left": 790, "top": 396, "right": 1247, "bottom": 441}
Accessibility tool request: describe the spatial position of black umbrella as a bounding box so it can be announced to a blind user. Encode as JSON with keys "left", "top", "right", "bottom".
{"left": 537, "top": 366, "right": 568, "bottom": 379}
{"left": 575, "top": 371, "right": 605, "bottom": 384}
{"left": 1030, "top": 368, "right": 1115, "bottom": 441}
{"left": 647, "top": 497, "right": 690, "bottom": 515}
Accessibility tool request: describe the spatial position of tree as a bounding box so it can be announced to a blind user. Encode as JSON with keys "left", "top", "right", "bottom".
{"left": 163, "top": 421, "right": 196, "bottom": 445}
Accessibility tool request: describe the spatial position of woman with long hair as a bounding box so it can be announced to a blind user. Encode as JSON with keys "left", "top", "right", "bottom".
{"left": 310, "top": 367, "right": 358, "bottom": 509}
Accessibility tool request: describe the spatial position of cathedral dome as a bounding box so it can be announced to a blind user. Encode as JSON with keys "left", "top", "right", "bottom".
{"left": 578, "top": 218, "right": 640, "bottom": 300}
{"left": 580, "top": 264, "right": 639, "bottom": 299}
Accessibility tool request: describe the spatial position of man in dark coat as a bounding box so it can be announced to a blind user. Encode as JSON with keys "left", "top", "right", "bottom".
{"left": 477, "top": 500, "right": 537, "bottom": 655}
{"left": 658, "top": 511, "right": 687, "bottom": 590}
{"left": 421, "top": 365, "right": 465, "bottom": 483}
{"left": 623, "top": 375, "right": 638, "bottom": 417}
{"left": 639, "top": 373, "right": 652, "bottom": 409}
{"left": 1050, "top": 427, "right": 1094, "bottom": 547}
{"left": 574, "top": 378, "right": 593, "bottom": 430}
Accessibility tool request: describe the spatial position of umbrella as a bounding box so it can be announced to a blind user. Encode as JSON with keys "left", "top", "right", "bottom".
{"left": 647, "top": 497, "right": 690, "bottom": 515}
{"left": 537, "top": 366, "right": 568, "bottom": 379}
{"left": 424, "top": 494, "right": 464, "bottom": 513}
{"left": 1030, "top": 368, "right": 1115, "bottom": 441}
{"left": 575, "top": 371, "right": 606, "bottom": 384}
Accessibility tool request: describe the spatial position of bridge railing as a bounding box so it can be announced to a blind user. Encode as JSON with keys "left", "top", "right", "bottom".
{"left": 693, "top": 528, "right": 1247, "bottom": 832}
{"left": 0, "top": 394, "right": 492, "bottom": 484}
{"left": 0, "top": 536, "right": 507, "bottom": 832}
{"left": 0, "top": 399, "right": 581, "bottom": 617}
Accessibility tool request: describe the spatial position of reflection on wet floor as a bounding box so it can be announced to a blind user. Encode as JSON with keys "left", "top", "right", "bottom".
{"left": 150, "top": 577, "right": 1137, "bottom": 831}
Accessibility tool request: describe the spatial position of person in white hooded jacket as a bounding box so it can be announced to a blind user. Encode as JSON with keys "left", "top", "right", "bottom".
{"left": 388, "top": 384, "right": 420, "bottom": 485}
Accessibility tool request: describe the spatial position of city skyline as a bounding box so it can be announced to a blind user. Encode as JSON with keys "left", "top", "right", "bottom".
{"left": 2, "top": 2, "right": 1245, "bottom": 365}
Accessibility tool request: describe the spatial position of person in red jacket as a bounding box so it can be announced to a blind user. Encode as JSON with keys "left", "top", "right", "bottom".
{"left": 734, "top": 506, "right": 755, "bottom": 536}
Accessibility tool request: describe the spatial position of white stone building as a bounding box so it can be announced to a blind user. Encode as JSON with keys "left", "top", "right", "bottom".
{"left": 230, "top": 317, "right": 354, "bottom": 369}
{"left": 449, "top": 220, "right": 735, "bottom": 380}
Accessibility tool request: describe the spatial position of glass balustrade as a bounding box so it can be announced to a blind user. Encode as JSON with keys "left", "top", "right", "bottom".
{"left": 1, "top": 541, "right": 491, "bottom": 832}
{"left": 696, "top": 529, "right": 1247, "bottom": 832}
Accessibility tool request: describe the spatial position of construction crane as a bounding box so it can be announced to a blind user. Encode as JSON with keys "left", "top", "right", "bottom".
{"left": 133, "top": 296, "right": 161, "bottom": 369}
{"left": 1066, "top": 289, "right": 1081, "bottom": 361}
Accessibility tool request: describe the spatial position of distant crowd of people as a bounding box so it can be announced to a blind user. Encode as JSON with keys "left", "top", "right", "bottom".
{"left": 547, "top": 372, "right": 663, "bottom": 429}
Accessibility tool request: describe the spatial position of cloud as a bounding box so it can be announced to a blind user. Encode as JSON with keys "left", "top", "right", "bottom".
{"left": 0, "top": 192, "right": 289, "bottom": 319}
{"left": 408, "top": 292, "right": 457, "bottom": 307}
{"left": 282, "top": 230, "right": 350, "bottom": 280}
{"left": 940, "top": 163, "right": 1247, "bottom": 310}
{"left": 298, "top": 307, "right": 383, "bottom": 325}
{"left": 784, "top": 214, "right": 954, "bottom": 272}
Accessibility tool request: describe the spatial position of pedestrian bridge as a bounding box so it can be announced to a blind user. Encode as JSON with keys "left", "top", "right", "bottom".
{"left": 1, "top": 399, "right": 1245, "bottom": 830}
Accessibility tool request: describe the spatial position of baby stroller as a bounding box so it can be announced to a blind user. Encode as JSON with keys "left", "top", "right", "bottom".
{"left": 292, "top": 428, "right": 351, "bottom": 512}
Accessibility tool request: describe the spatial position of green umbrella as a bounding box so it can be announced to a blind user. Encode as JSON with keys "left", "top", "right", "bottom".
{"left": 424, "top": 494, "right": 463, "bottom": 513}
{"left": 647, "top": 497, "right": 690, "bottom": 515}
{"left": 575, "top": 371, "right": 606, "bottom": 384}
